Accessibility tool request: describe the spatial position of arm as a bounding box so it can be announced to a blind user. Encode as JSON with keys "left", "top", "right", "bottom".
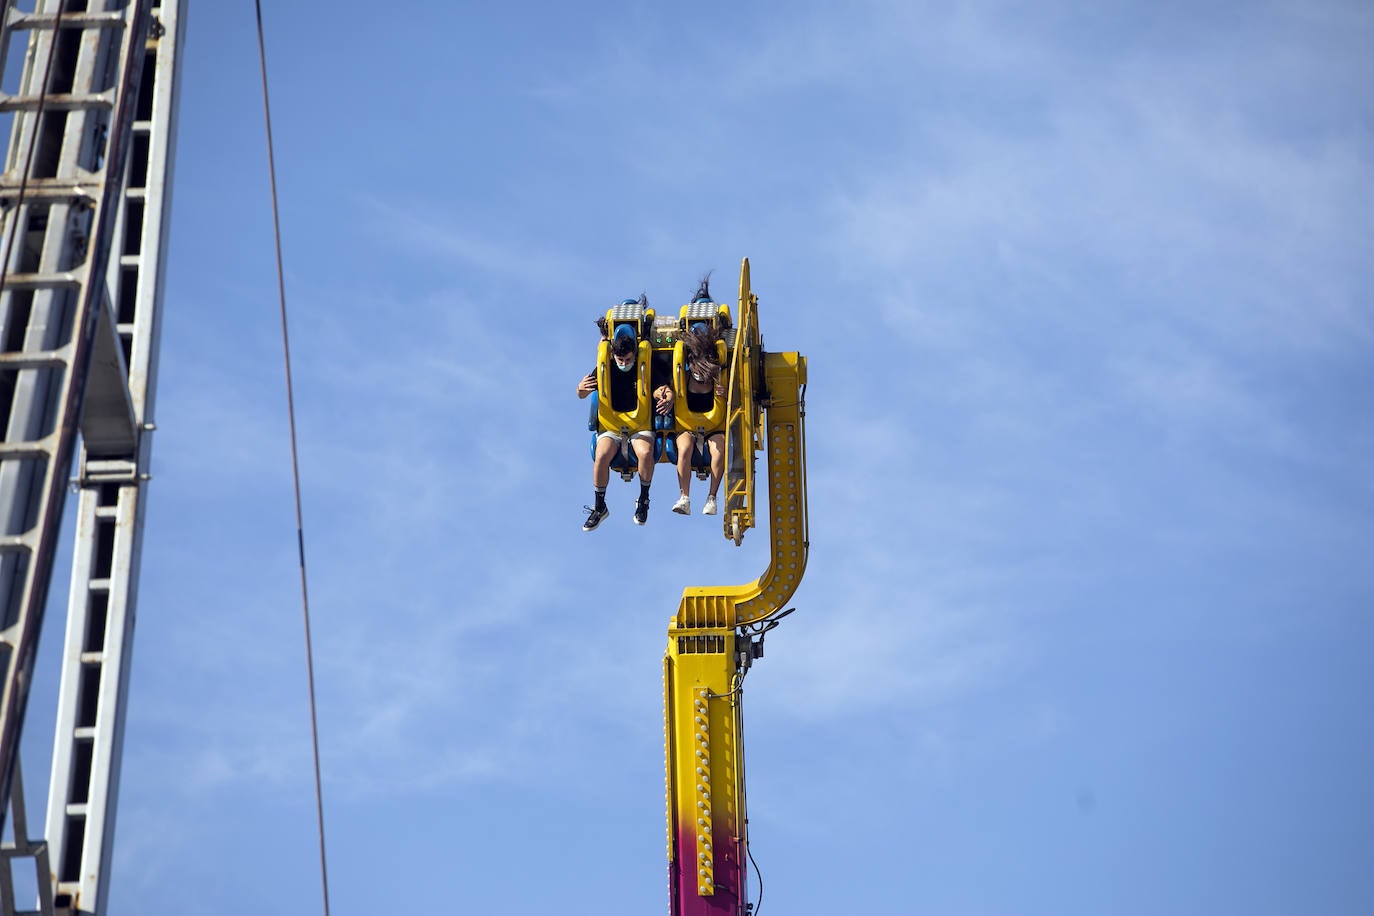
{"left": 577, "top": 370, "right": 597, "bottom": 399}
{"left": 654, "top": 384, "right": 675, "bottom": 414}
{"left": 652, "top": 350, "right": 675, "bottom": 414}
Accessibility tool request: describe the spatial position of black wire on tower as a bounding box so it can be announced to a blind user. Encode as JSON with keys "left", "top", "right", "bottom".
{"left": 253, "top": 3, "right": 332, "bottom": 914}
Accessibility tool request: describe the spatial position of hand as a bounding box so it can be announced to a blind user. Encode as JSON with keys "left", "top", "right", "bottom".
{"left": 577, "top": 372, "right": 597, "bottom": 397}
{"left": 654, "top": 385, "right": 675, "bottom": 415}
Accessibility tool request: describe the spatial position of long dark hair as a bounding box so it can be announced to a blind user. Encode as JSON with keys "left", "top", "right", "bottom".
{"left": 684, "top": 325, "right": 721, "bottom": 385}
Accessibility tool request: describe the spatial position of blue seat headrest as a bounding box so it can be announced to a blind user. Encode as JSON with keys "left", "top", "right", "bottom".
{"left": 614, "top": 325, "right": 637, "bottom": 340}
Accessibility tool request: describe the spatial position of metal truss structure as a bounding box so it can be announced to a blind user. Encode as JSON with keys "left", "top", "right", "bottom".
{"left": 0, "top": 1, "right": 182, "bottom": 912}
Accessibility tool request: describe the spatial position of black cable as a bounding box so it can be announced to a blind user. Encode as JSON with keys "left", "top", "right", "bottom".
{"left": 747, "top": 835, "right": 765, "bottom": 916}
{"left": 735, "top": 609, "right": 797, "bottom": 915}
{"left": 733, "top": 669, "right": 764, "bottom": 916}
{"left": 252, "top": 4, "right": 331, "bottom": 914}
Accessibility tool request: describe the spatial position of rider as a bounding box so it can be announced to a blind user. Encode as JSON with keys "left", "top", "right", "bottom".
{"left": 577, "top": 305, "right": 674, "bottom": 530}
{"left": 671, "top": 305, "right": 726, "bottom": 517}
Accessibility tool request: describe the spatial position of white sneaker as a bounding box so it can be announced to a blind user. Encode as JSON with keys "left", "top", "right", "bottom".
{"left": 702, "top": 495, "right": 718, "bottom": 516}
{"left": 672, "top": 494, "right": 691, "bottom": 515}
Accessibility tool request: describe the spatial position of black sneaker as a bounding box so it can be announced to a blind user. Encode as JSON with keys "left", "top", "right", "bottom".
{"left": 582, "top": 505, "right": 609, "bottom": 532}
{"left": 633, "top": 497, "right": 650, "bottom": 526}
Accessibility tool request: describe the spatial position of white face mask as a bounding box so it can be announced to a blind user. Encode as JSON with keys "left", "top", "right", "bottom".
{"left": 691, "top": 369, "right": 705, "bottom": 382}
{"left": 615, "top": 357, "right": 635, "bottom": 372}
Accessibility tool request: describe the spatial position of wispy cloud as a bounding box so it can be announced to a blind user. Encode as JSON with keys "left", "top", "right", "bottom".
{"left": 765, "top": 582, "right": 1024, "bottom": 718}
{"left": 356, "top": 195, "right": 587, "bottom": 291}
{"left": 829, "top": 5, "right": 1374, "bottom": 348}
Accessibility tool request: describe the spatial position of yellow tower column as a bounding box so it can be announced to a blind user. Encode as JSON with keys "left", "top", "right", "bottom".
{"left": 664, "top": 260, "right": 808, "bottom": 916}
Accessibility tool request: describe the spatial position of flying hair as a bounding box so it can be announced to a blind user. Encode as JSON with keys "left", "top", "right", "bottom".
{"left": 693, "top": 272, "right": 713, "bottom": 302}
{"left": 684, "top": 323, "right": 722, "bottom": 385}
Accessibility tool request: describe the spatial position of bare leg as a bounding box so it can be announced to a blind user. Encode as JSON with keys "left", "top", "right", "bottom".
{"left": 707, "top": 433, "right": 725, "bottom": 498}
{"left": 584, "top": 436, "right": 620, "bottom": 530}
{"left": 631, "top": 436, "right": 656, "bottom": 525}
{"left": 675, "top": 431, "right": 694, "bottom": 497}
{"left": 632, "top": 436, "right": 655, "bottom": 483}
{"left": 593, "top": 436, "right": 618, "bottom": 488}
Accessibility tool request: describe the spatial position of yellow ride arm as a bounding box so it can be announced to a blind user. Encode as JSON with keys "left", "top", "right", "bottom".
{"left": 664, "top": 259, "right": 808, "bottom": 914}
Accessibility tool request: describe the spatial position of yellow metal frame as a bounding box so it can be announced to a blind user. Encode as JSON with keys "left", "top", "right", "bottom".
{"left": 594, "top": 334, "right": 654, "bottom": 434}
{"left": 722, "top": 261, "right": 765, "bottom": 545}
{"left": 671, "top": 337, "right": 728, "bottom": 435}
{"left": 679, "top": 347, "right": 808, "bottom": 624}
{"left": 664, "top": 260, "right": 808, "bottom": 912}
{"left": 663, "top": 632, "right": 744, "bottom": 905}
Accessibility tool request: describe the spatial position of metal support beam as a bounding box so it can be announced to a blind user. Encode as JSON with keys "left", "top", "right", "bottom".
{"left": 0, "top": 0, "right": 179, "bottom": 912}
{"left": 0, "top": 762, "right": 56, "bottom": 916}
{"left": 43, "top": 2, "right": 182, "bottom": 913}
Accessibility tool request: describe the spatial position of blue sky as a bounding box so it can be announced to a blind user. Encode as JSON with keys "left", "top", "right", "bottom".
{"left": 16, "top": 1, "right": 1373, "bottom": 913}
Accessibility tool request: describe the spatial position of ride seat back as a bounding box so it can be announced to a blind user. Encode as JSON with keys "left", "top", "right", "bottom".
{"left": 672, "top": 335, "right": 728, "bottom": 434}
{"left": 596, "top": 301, "right": 655, "bottom": 434}
{"left": 596, "top": 334, "right": 652, "bottom": 432}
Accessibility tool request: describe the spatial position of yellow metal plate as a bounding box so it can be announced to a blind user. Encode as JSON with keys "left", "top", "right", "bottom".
{"left": 723, "top": 259, "right": 763, "bottom": 545}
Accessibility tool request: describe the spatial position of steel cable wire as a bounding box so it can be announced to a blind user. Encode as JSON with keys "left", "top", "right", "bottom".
{"left": 253, "top": 3, "right": 332, "bottom": 913}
